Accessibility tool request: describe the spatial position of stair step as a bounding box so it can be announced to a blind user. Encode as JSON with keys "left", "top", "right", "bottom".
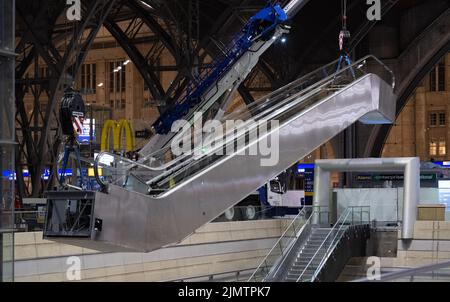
{"left": 293, "top": 260, "right": 322, "bottom": 266}
{"left": 289, "top": 268, "right": 317, "bottom": 274}
{"left": 287, "top": 273, "right": 314, "bottom": 280}
{"left": 306, "top": 243, "right": 332, "bottom": 248}
{"left": 298, "top": 251, "right": 327, "bottom": 257}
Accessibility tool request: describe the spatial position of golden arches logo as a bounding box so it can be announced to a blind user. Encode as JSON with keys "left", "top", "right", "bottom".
{"left": 101, "top": 119, "right": 135, "bottom": 152}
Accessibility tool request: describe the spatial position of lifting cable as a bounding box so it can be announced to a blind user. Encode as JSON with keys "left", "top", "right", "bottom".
{"left": 341, "top": 0, "right": 348, "bottom": 30}
{"left": 335, "top": 0, "right": 356, "bottom": 79}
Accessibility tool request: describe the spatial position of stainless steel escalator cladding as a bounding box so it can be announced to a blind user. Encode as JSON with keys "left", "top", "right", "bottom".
{"left": 44, "top": 55, "right": 397, "bottom": 252}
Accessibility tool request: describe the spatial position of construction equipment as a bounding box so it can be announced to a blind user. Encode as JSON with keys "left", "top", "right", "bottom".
{"left": 58, "top": 89, "right": 86, "bottom": 188}
{"left": 139, "top": 0, "right": 309, "bottom": 156}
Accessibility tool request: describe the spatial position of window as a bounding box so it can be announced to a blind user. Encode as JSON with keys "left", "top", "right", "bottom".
{"left": 430, "top": 59, "right": 446, "bottom": 92}
{"left": 439, "top": 113, "right": 446, "bottom": 126}
{"left": 430, "top": 112, "right": 446, "bottom": 127}
{"left": 80, "top": 63, "right": 97, "bottom": 94}
{"left": 439, "top": 139, "right": 447, "bottom": 156}
{"left": 430, "top": 141, "right": 438, "bottom": 156}
{"left": 430, "top": 113, "right": 437, "bottom": 127}
{"left": 108, "top": 61, "right": 127, "bottom": 112}
{"left": 109, "top": 61, "right": 126, "bottom": 93}
{"left": 109, "top": 99, "right": 126, "bottom": 110}
{"left": 438, "top": 61, "right": 446, "bottom": 91}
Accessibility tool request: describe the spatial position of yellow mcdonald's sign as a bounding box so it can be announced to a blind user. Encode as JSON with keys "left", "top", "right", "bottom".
{"left": 101, "top": 119, "right": 135, "bottom": 152}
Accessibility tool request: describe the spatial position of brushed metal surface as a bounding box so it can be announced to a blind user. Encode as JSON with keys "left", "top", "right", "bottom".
{"left": 313, "top": 157, "right": 420, "bottom": 240}
{"left": 53, "top": 73, "right": 396, "bottom": 252}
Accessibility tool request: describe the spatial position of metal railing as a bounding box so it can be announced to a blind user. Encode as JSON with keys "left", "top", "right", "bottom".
{"left": 297, "top": 206, "right": 371, "bottom": 282}
{"left": 248, "top": 206, "right": 330, "bottom": 282}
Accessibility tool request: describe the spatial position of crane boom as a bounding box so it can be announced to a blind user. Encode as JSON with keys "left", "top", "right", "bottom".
{"left": 139, "top": 0, "right": 309, "bottom": 156}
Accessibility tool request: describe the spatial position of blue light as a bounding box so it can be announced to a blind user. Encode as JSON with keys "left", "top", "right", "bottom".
{"left": 298, "top": 164, "right": 315, "bottom": 170}
{"left": 433, "top": 161, "right": 450, "bottom": 167}
{"left": 2, "top": 170, "right": 12, "bottom": 178}
{"left": 58, "top": 169, "right": 73, "bottom": 177}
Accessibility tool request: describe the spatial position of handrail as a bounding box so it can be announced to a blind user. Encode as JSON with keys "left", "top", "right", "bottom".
{"left": 248, "top": 206, "right": 329, "bottom": 282}
{"left": 312, "top": 207, "right": 370, "bottom": 281}
{"left": 353, "top": 260, "right": 450, "bottom": 282}
{"left": 148, "top": 56, "right": 395, "bottom": 191}
{"left": 166, "top": 55, "right": 395, "bottom": 171}
{"left": 98, "top": 76, "right": 331, "bottom": 189}
{"left": 296, "top": 208, "right": 352, "bottom": 282}
{"left": 150, "top": 78, "right": 334, "bottom": 188}
{"left": 268, "top": 209, "right": 316, "bottom": 280}
{"left": 248, "top": 206, "right": 311, "bottom": 281}
{"left": 141, "top": 58, "right": 346, "bottom": 174}
{"left": 95, "top": 55, "right": 396, "bottom": 192}
{"left": 248, "top": 207, "right": 307, "bottom": 280}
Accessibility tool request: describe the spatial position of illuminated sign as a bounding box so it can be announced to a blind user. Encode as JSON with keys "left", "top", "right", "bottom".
{"left": 356, "top": 173, "right": 436, "bottom": 182}
{"left": 78, "top": 118, "right": 95, "bottom": 145}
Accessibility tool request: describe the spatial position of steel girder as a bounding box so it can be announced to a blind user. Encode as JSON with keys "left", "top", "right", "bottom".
{"left": 15, "top": 0, "right": 118, "bottom": 197}
{"left": 12, "top": 0, "right": 405, "bottom": 198}
{"left": 367, "top": 8, "right": 450, "bottom": 157}
{"left": 103, "top": 17, "right": 166, "bottom": 103}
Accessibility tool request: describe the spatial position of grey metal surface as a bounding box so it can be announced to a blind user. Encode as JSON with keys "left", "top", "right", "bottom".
{"left": 313, "top": 157, "right": 420, "bottom": 239}
{"left": 48, "top": 72, "right": 396, "bottom": 252}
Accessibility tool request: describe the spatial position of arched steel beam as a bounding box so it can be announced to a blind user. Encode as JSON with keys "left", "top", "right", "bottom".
{"left": 370, "top": 41, "right": 450, "bottom": 157}
{"left": 15, "top": 0, "right": 118, "bottom": 197}
{"left": 103, "top": 18, "right": 165, "bottom": 103}
{"left": 128, "top": 0, "right": 180, "bottom": 63}
{"left": 366, "top": 8, "right": 450, "bottom": 157}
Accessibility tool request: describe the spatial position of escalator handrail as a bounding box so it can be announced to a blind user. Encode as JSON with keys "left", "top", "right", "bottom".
{"left": 149, "top": 77, "right": 336, "bottom": 188}
{"left": 133, "top": 54, "right": 396, "bottom": 174}
{"left": 95, "top": 55, "right": 395, "bottom": 192}
{"left": 150, "top": 54, "right": 395, "bottom": 183}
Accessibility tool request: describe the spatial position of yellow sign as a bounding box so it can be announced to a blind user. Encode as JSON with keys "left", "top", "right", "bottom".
{"left": 101, "top": 119, "right": 135, "bottom": 152}
{"left": 88, "top": 167, "right": 102, "bottom": 177}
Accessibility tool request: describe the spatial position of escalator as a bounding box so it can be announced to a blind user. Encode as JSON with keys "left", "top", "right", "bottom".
{"left": 44, "top": 55, "right": 396, "bottom": 252}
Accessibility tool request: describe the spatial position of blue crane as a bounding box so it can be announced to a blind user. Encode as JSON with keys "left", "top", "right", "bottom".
{"left": 152, "top": 2, "right": 289, "bottom": 135}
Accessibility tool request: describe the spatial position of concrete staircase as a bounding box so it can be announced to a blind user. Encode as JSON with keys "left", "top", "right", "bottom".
{"left": 284, "top": 228, "right": 334, "bottom": 282}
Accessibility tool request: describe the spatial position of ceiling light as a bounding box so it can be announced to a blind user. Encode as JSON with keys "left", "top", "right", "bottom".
{"left": 140, "top": 1, "right": 153, "bottom": 9}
